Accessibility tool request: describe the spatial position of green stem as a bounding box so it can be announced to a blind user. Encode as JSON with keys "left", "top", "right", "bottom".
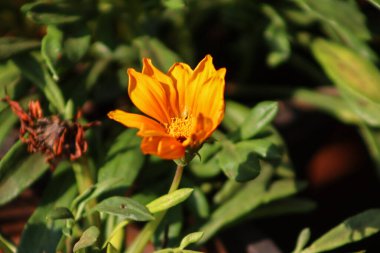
{"left": 72, "top": 157, "right": 101, "bottom": 227}
{"left": 126, "top": 164, "right": 184, "bottom": 253}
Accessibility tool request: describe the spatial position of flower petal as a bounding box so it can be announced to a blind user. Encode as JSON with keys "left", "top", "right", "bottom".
{"left": 191, "top": 113, "right": 214, "bottom": 145}
{"left": 168, "top": 62, "right": 193, "bottom": 116}
{"left": 186, "top": 55, "right": 219, "bottom": 117}
{"left": 128, "top": 69, "right": 171, "bottom": 124}
{"left": 141, "top": 136, "right": 185, "bottom": 159}
{"left": 108, "top": 109, "right": 166, "bottom": 136}
{"left": 193, "top": 68, "right": 226, "bottom": 127}
{"left": 142, "top": 58, "right": 179, "bottom": 117}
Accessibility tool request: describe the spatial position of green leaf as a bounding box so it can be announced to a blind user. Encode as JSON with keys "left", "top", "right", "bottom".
{"left": 94, "top": 196, "right": 154, "bottom": 221}
{"left": 292, "top": 88, "right": 360, "bottom": 124}
{"left": 223, "top": 100, "right": 250, "bottom": 132}
{"left": 186, "top": 187, "right": 210, "bottom": 219}
{"left": 249, "top": 198, "right": 316, "bottom": 220}
{"left": 18, "top": 163, "right": 77, "bottom": 253}
{"left": 239, "top": 101, "right": 278, "bottom": 140}
{"left": 199, "top": 165, "right": 273, "bottom": 243}
{"left": 146, "top": 188, "right": 194, "bottom": 213}
{"left": 106, "top": 242, "right": 118, "bottom": 253}
{"left": 262, "top": 5, "right": 290, "bottom": 66}
{"left": 0, "top": 234, "right": 16, "bottom": 253}
{"left": 368, "top": 0, "right": 380, "bottom": 10}
{"left": 63, "top": 24, "right": 91, "bottom": 62}
{"left": 22, "top": 2, "right": 83, "bottom": 25}
{"left": 179, "top": 232, "right": 204, "bottom": 249}
{"left": 12, "top": 53, "right": 65, "bottom": 114}
{"left": 41, "top": 26, "right": 63, "bottom": 81}
{"left": 189, "top": 142, "right": 221, "bottom": 178}
{"left": 358, "top": 125, "right": 380, "bottom": 175}
{"left": 0, "top": 142, "right": 49, "bottom": 205}
{"left": 133, "top": 36, "right": 181, "bottom": 71}
{"left": 218, "top": 140, "right": 261, "bottom": 182}
{"left": 293, "top": 228, "right": 311, "bottom": 253}
{"left": 47, "top": 207, "right": 74, "bottom": 220}
{"left": 98, "top": 129, "right": 144, "bottom": 187}
{"left": 294, "top": 0, "right": 375, "bottom": 61}
{"left": 303, "top": 209, "right": 380, "bottom": 253}
{"left": 312, "top": 39, "right": 380, "bottom": 126}
{"left": 0, "top": 109, "right": 16, "bottom": 145}
{"left": 0, "top": 37, "right": 40, "bottom": 60}
{"left": 72, "top": 178, "right": 125, "bottom": 219}
{"left": 73, "top": 226, "right": 100, "bottom": 252}
{"left": 162, "top": 0, "right": 186, "bottom": 9}
{"left": 262, "top": 179, "right": 307, "bottom": 203}
{"left": 236, "top": 137, "right": 283, "bottom": 161}
{"left": 213, "top": 179, "right": 243, "bottom": 204}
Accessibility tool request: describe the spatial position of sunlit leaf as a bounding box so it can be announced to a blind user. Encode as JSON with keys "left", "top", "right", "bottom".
{"left": 199, "top": 165, "right": 272, "bottom": 243}
{"left": 0, "top": 234, "right": 16, "bottom": 253}
{"left": 312, "top": 39, "right": 380, "bottom": 126}
{"left": 367, "top": 0, "right": 380, "bottom": 10}
{"left": 0, "top": 38, "right": 39, "bottom": 60}
{"left": 239, "top": 101, "right": 278, "bottom": 140}
{"left": 179, "top": 232, "right": 204, "bottom": 249}
{"left": 73, "top": 226, "right": 100, "bottom": 252}
{"left": 303, "top": 209, "right": 380, "bottom": 253}
{"left": 218, "top": 140, "right": 261, "bottom": 182}
{"left": 146, "top": 188, "right": 194, "bottom": 214}
{"left": 94, "top": 196, "right": 154, "bottom": 221}
{"left": 189, "top": 142, "right": 221, "bottom": 178}
{"left": 293, "top": 228, "right": 311, "bottom": 253}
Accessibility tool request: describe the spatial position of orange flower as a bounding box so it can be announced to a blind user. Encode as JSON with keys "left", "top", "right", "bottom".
{"left": 108, "top": 55, "right": 226, "bottom": 161}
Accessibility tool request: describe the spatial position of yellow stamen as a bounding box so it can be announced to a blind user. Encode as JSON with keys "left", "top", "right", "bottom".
{"left": 166, "top": 116, "right": 193, "bottom": 142}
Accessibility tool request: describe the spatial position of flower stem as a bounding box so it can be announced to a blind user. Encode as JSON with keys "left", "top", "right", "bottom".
{"left": 126, "top": 164, "right": 184, "bottom": 253}
{"left": 72, "top": 157, "right": 100, "bottom": 227}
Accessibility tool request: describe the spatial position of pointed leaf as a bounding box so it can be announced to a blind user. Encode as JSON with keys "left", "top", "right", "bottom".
{"left": 0, "top": 142, "right": 49, "bottom": 205}
{"left": 41, "top": 26, "right": 63, "bottom": 80}
{"left": 312, "top": 39, "right": 380, "bottom": 126}
{"left": 73, "top": 226, "right": 100, "bottom": 252}
{"left": 239, "top": 101, "right": 278, "bottom": 140}
{"left": 18, "top": 164, "right": 77, "bottom": 253}
{"left": 47, "top": 207, "right": 74, "bottom": 220}
{"left": 94, "top": 196, "right": 154, "bottom": 221}
{"left": 218, "top": 140, "right": 261, "bottom": 182}
{"left": 99, "top": 129, "right": 144, "bottom": 188}
{"left": 0, "top": 37, "right": 39, "bottom": 60}
{"left": 293, "top": 228, "right": 311, "bottom": 253}
{"left": 12, "top": 54, "right": 65, "bottom": 114}
{"left": 304, "top": 209, "right": 380, "bottom": 253}
{"left": 146, "top": 188, "right": 194, "bottom": 214}
{"left": 179, "top": 232, "right": 204, "bottom": 249}
{"left": 22, "top": 2, "right": 83, "bottom": 25}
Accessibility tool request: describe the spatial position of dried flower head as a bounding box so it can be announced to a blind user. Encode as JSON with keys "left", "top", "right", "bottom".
{"left": 108, "top": 55, "right": 226, "bottom": 163}
{"left": 2, "top": 97, "right": 98, "bottom": 167}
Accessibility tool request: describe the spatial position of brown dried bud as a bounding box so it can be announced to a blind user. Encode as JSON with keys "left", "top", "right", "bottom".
{"left": 2, "top": 97, "right": 99, "bottom": 168}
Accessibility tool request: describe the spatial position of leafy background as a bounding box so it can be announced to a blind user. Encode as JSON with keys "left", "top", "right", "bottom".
{"left": 1, "top": 0, "right": 380, "bottom": 252}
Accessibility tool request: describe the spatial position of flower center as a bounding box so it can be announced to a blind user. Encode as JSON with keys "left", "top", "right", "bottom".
{"left": 166, "top": 116, "right": 193, "bottom": 143}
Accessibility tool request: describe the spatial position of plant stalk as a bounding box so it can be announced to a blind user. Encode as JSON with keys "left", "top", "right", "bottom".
{"left": 72, "top": 157, "right": 101, "bottom": 227}
{"left": 126, "top": 164, "right": 184, "bottom": 253}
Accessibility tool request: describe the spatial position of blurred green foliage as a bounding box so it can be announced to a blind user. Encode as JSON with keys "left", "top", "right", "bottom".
{"left": 1, "top": 0, "right": 380, "bottom": 252}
